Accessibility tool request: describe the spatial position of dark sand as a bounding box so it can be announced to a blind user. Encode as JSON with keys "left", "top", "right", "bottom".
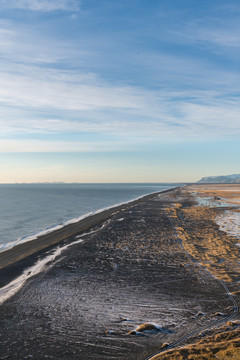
{"left": 0, "top": 191, "right": 170, "bottom": 287}
{"left": 0, "top": 187, "right": 239, "bottom": 360}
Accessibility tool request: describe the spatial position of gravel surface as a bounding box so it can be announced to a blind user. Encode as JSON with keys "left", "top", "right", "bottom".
{"left": 0, "top": 188, "right": 236, "bottom": 360}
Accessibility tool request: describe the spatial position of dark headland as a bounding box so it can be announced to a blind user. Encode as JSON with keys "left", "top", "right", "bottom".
{"left": 0, "top": 185, "right": 240, "bottom": 360}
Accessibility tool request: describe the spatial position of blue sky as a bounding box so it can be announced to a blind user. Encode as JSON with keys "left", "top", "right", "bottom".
{"left": 0, "top": 0, "right": 240, "bottom": 182}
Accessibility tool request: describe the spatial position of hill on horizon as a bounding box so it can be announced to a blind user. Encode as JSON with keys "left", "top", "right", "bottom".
{"left": 198, "top": 174, "right": 240, "bottom": 184}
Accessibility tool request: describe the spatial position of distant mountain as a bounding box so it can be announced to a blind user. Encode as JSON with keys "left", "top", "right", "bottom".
{"left": 198, "top": 174, "right": 240, "bottom": 184}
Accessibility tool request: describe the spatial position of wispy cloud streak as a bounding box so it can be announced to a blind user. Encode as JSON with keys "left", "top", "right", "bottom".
{"left": 0, "top": 0, "right": 80, "bottom": 12}
{"left": 0, "top": 1, "right": 240, "bottom": 154}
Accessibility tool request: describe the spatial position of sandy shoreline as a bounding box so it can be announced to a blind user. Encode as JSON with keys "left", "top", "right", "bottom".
{"left": 0, "top": 188, "right": 175, "bottom": 287}
{"left": 0, "top": 185, "right": 239, "bottom": 359}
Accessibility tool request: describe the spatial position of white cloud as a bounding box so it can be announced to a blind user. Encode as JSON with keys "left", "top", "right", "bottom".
{"left": 170, "top": 16, "right": 240, "bottom": 50}
{"left": 0, "top": 20, "right": 87, "bottom": 66}
{"left": 0, "top": 7, "right": 239, "bottom": 155}
{"left": 1, "top": 87, "right": 240, "bottom": 144}
{"left": 0, "top": 0, "right": 80, "bottom": 11}
{"left": 0, "top": 57, "right": 239, "bottom": 148}
{"left": 0, "top": 69, "right": 145, "bottom": 111}
{"left": 180, "top": 26, "right": 240, "bottom": 49}
{"left": 0, "top": 139, "right": 130, "bottom": 152}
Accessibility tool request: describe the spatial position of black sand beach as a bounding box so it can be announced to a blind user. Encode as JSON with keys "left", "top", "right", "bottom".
{"left": 0, "top": 187, "right": 239, "bottom": 359}
{"left": 0, "top": 191, "right": 169, "bottom": 287}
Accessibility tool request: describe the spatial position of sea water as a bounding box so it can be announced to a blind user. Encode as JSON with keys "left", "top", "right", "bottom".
{"left": 0, "top": 183, "right": 178, "bottom": 252}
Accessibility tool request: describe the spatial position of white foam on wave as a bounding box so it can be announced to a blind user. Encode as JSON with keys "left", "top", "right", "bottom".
{"left": 0, "top": 187, "right": 176, "bottom": 305}
{"left": 0, "top": 187, "right": 174, "bottom": 254}
{"left": 0, "top": 243, "right": 75, "bottom": 306}
{"left": 0, "top": 219, "right": 110, "bottom": 306}
{"left": 0, "top": 214, "right": 94, "bottom": 253}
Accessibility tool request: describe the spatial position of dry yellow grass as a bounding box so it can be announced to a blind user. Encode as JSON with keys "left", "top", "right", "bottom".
{"left": 155, "top": 186, "right": 240, "bottom": 360}
{"left": 189, "top": 184, "right": 240, "bottom": 204}
{"left": 168, "top": 202, "right": 240, "bottom": 283}
{"left": 152, "top": 323, "right": 240, "bottom": 359}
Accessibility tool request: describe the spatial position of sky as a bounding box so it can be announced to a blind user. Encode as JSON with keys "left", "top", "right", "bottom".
{"left": 0, "top": 0, "right": 240, "bottom": 183}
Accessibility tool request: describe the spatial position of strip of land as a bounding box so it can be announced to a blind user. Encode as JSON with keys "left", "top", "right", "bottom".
{"left": 0, "top": 190, "right": 172, "bottom": 287}
{"left": 0, "top": 185, "right": 239, "bottom": 360}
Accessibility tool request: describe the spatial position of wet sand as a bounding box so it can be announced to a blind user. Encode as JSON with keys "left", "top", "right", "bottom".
{"left": 0, "top": 186, "right": 239, "bottom": 359}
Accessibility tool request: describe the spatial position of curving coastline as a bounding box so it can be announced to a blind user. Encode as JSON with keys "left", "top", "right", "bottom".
{"left": 0, "top": 185, "right": 239, "bottom": 360}
{"left": 0, "top": 188, "right": 176, "bottom": 287}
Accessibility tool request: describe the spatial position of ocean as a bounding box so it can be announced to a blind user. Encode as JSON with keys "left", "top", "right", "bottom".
{"left": 0, "top": 183, "right": 178, "bottom": 253}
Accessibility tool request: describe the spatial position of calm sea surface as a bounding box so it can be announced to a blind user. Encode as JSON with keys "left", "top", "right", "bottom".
{"left": 0, "top": 183, "right": 179, "bottom": 252}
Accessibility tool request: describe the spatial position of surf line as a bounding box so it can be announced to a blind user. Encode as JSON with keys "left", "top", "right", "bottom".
{"left": 0, "top": 188, "right": 177, "bottom": 306}
{"left": 0, "top": 188, "right": 168, "bottom": 305}
{"left": 0, "top": 219, "right": 111, "bottom": 306}
{"left": 0, "top": 188, "right": 174, "bottom": 254}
